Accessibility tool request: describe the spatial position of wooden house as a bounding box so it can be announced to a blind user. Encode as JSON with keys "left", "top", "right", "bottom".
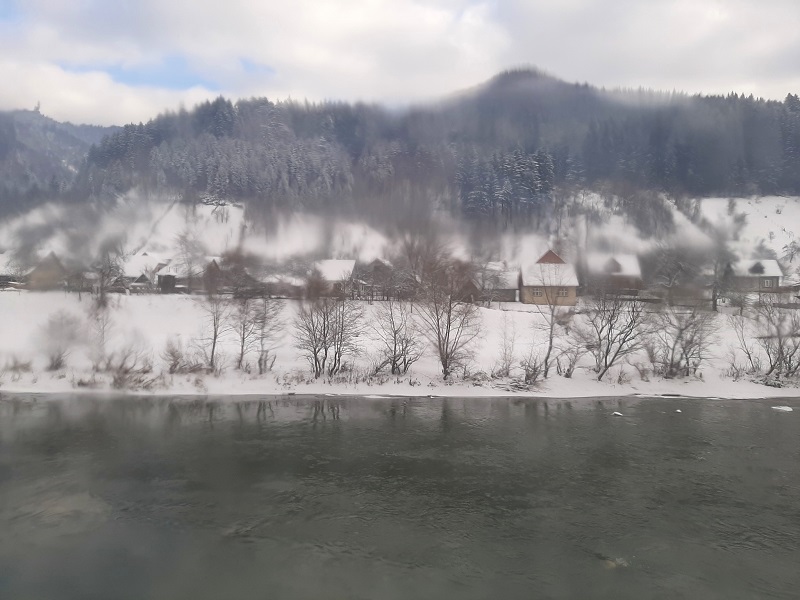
{"left": 584, "top": 253, "right": 643, "bottom": 294}
{"left": 156, "top": 257, "right": 223, "bottom": 294}
{"left": 312, "top": 259, "right": 356, "bottom": 297}
{"left": 354, "top": 258, "right": 396, "bottom": 301}
{"left": 479, "top": 261, "right": 520, "bottom": 303}
{"left": 520, "top": 250, "right": 578, "bottom": 306}
{"left": 727, "top": 259, "right": 783, "bottom": 293}
{"left": 26, "top": 252, "right": 68, "bottom": 291}
{"left": 122, "top": 252, "right": 169, "bottom": 293}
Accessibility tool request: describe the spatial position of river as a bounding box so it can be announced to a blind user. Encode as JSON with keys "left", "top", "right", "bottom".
{"left": 1, "top": 394, "right": 799, "bottom": 599}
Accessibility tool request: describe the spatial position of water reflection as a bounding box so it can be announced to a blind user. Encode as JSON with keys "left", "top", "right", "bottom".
{"left": 1, "top": 394, "right": 799, "bottom": 600}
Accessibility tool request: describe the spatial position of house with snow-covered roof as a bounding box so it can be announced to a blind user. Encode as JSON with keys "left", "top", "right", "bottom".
{"left": 354, "top": 258, "right": 396, "bottom": 301}
{"left": 156, "top": 256, "right": 223, "bottom": 294}
{"left": 122, "top": 252, "right": 170, "bottom": 292}
{"left": 26, "top": 252, "right": 68, "bottom": 291}
{"left": 584, "top": 252, "right": 643, "bottom": 294}
{"left": 520, "top": 250, "right": 578, "bottom": 306}
{"left": 727, "top": 259, "right": 783, "bottom": 293}
{"left": 479, "top": 261, "right": 520, "bottom": 302}
{"left": 311, "top": 259, "right": 356, "bottom": 297}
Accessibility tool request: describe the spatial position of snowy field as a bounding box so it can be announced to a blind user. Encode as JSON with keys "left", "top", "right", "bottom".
{"left": 0, "top": 290, "right": 796, "bottom": 401}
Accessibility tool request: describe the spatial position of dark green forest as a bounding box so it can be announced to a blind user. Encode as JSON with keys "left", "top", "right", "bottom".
{"left": 4, "top": 69, "right": 800, "bottom": 226}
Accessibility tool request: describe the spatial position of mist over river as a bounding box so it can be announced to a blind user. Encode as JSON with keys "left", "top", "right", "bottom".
{"left": 1, "top": 394, "right": 799, "bottom": 599}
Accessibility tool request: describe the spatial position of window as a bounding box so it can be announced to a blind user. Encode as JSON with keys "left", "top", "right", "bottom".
{"left": 557, "top": 288, "right": 569, "bottom": 297}
{"left": 532, "top": 287, "right": 542, "bottom": 297}
{"left": 763, "top": 279, "right": 773, "bottom": 288}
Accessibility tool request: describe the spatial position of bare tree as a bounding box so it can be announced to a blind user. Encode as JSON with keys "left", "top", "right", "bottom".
{"left": 93, "top": 244, "right": 125, "bottom": 309}
{"left": 492, "top": 312, "right": 517, "bottom": 378}
{"left": 372, "top": 299, "right": 424, "bottom": 375}
{"left": 417, "top": 261, "right": 481, "bottom": 379}
{"left": 176, "top": 227, "right": 206, "bottom": 294}
{"left": 229, "top": 296, "right": 260, "bottom": 371}
{"left": 294, "top": 297, "right": 363, "bottom": 378}
{"left": 87, "top": 301, "right": 114, "bottom": 370}
{"left": 196, "top": 294, "right": 231, "bottom": 372}
{"left": 647, "top": 240, "right": 704, "bottom": 306}
{"left": 576, "top": 293, "right": 649, "bottom": 381}
{"left": 327, "top": 297, "right": 365, "bottom": 376}
{"left": 646, "top": 306, "right": 717, "bottom": 378}
{"left": 254, "top": 297, "right": 284, "bottom": 374}
{"left": 727, "top": 314, "right": 762, "bottom": 375}
{"left": 531, "top": 264, "right": 575, "bottom": 378}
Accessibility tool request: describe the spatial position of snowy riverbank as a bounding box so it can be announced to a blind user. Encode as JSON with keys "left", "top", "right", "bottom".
{"left": 1, "top": 291, "right": 798, "bottom": 401}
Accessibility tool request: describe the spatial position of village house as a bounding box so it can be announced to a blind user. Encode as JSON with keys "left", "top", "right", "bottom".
{"left": 156, "top": 256, "right": 223, "bottom": 294}
{"left": 354, "top": 258, "right": 396, "bottom": 301}
{"left": 479, "top": 261, "right": 520, "bottom": 303}
{"left": 726, "top": 259, "right": 783, "bottom": 293}
{"left": 583, "top": 253, "right": 643, "bottom": 294}
{"left": 26, "top": 252, "right": 68, "bottom": 291}
{"left": 520, "top": 250, "right": 578, "bottom": 306}
{"left": 263, "top": 273, "right": 305, "bottom": 299}
{"left": 311, "top": 259, "right": 356, "bottom": 297}
{"left": 0, "top": 250, "right": 23, "bottom": 288}
{"left": 122, "top": 252, "right": 170, "bottom": 293}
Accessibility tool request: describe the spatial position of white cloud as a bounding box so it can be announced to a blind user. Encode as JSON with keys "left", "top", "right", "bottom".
{"left": 0, "top": 0, "right": 798, "bottom": 125}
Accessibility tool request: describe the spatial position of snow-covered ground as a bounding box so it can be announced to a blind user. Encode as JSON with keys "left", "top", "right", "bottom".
{"left": 2, "top": 194, "right": 800, "bottom": 401}
{"left": 699, "top": 196, "right": 800, "bottom": 270}
{"left": 0, "top": 291, "right": 796, "bottom": 401}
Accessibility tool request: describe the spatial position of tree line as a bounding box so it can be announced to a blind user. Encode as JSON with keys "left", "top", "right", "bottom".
{"left": 57, "top": 69, "right": 800, "bottom": 232}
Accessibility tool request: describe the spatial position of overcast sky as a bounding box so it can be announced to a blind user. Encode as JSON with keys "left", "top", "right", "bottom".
{"left": 1, "top": 0, "right": 798, "bottom": 126}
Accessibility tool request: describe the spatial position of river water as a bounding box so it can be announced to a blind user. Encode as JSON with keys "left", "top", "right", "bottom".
{"left": 1, "top": 394, "right": 799, "bottom": 599}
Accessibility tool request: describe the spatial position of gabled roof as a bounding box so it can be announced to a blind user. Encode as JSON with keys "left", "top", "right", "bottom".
{"left": 314, "top": 259, "right": 356, "bottom": 282}
{"left": 521, "top": 262, "right": 579, "bottom": 287}
{"left": 369, "top": 257, "right": 393, "bottom": 269}
{"left": 732, "top": 259, "right": 783, "bottom": 278}
{"left": 586, "top": 253, "right": 642, "bottom": 279}
{"left": 26, "top": 251, "right": 66, "bottom": 276}
{"left": 536, "top": 250, "right": 566, "bottom": 264}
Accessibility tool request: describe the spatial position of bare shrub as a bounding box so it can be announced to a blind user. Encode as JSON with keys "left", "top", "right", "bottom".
{"left": 647, "top": 307, "right": 717, "bottom": 378}
{"left": 108, "top": 343, "right": 158, "bottom": 390}
{"left": 727, "top": 314, "right": 762, "bottom": 374}
{"left": 752, "top": 298, "right": 800, "bottom": 378}
{"left": 160, "top": 337, "right": 204, "bottom": 374}
{"left": 40, "top": 311, "right": 83, "bottom": 371}
{"left": 520, "top": 349, "right": 544, "bottom": 384}
{"left": 556, "top": 333, "right": 587, "bottom": 379}
{"left": 5, "top": 355, "right": 32, "bottom": 373}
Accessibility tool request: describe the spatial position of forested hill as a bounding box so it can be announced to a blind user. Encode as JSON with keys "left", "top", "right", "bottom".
{"left": 57, "top": 69, "right": 800, "bottom": 225}
{"left": 0, "top": 109, "right": 118, "bottom": 216}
